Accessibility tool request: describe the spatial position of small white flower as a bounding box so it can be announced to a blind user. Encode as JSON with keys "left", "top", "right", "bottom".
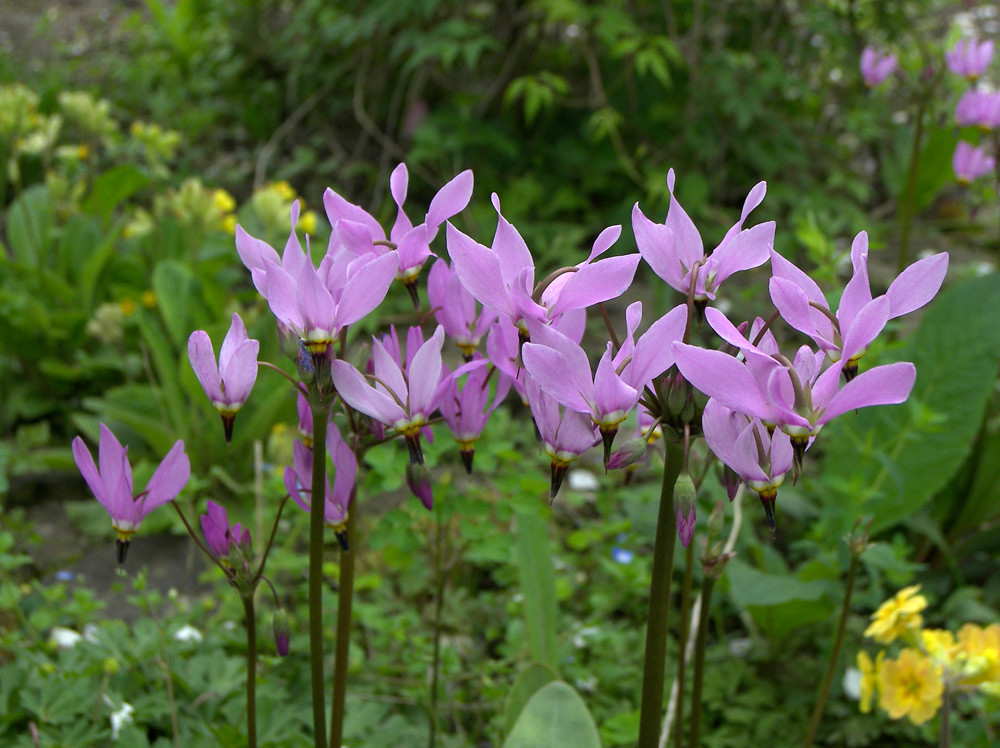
{"left": 843, "top": 667, "right": 862, "bottom": 701}
{"left": 173, "top": 624, "right": 203, "bottom": 643}
{"left": 107, "top": 699, "right": 134, "bottom": 740}
{"left": 49, "top": 626, "right": 82, "bottom": 649}
{"left": 727, "top": 637, "right": 753, "bottom": 658}
{"left": 567, "top": 469, "right": 598, "bottom": 492}
{"left": 573, "top": 626, "right": 600, "bottom": 649}
{"left": 83, "top": 623, "right": 101, "bottom": 644}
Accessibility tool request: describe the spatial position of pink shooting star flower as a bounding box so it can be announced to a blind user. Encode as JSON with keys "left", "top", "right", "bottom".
{"left": 701, "top": 399, "right": 793, "bottom": 535}
{"left": 522, "top": 302, "right": 687, "bottom": 462}
{"left": 860, "top": 47, "right": 897, "bottom": 87}
{"left": 200, "top": 500, "right": 252, "bottom": 565}
{"left": 283, "top": 424, "right": 357, "bottom": 550}
{"left": 946, "top": 38, "right": 994, "bottom": 80}
{"left": 769, "top": 232, "right": 947, "bottom": 378}
{"left": 440, "top": 355, "right": 511, "bottom": 473}
{"left": 673, "top": 328, "right": 916, "bottom": 474}
{"left": 525, "top": 378, "right": 601, "bottom": 501}
{"left": 330, "top": 325, "right": 482, "bottom": 467}
{"left": 296, "top": 392, "right": 313, "bottom": 447}
{"left": 73, "top": 424, "right": 190, "bottom": 563}
{"left": 326, "top": 164, "right": 473, "bottom": 306}
{"left": 953, "top": 141, "right": 996, "bottom": 184}
{"left": 188, "top": 313, "right": 260, "bottom": 444}
{"left": 447, "top": 194, "right": 640, "bottom": 342}
{"left": 955, "top": 90, "right": 1000, "bottom": 130}
{"left": 428, "top": 258, "right": 498, "bottom": 360}
{"left": 632, "top": 170, "right": 774, "bottom": 312}
{"left": 235, "top": 200, "right": 312, "bottom": 301}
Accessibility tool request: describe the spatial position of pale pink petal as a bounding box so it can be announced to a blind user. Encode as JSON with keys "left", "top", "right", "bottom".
{"left": 885, "top": 253, "right": 948, "bottom": 319}
{"left": 407, "top": 327, "right": 446, "bottom": 416}
{"left": 187, "top": 331, "right": 223, "bottom": 402}
{"left": 218, "top": 313, "right": 249, "bottom": 374}
{"left": 142, "top": 440, "right": 191, "bottom": 513}
{"left": 632, "top": 203, "right": 686, "bottom": 292}
{"left": 547, "top": 253, "right": 640, "bottom": 318}
{"left": 841, "top": 296, "right": 889, "bottom": 363}
{"left": 586, "top": 224, "right": 622, "bottom": 261}
{"left": 490, "top": 194, "right": 534, "bottom": 287}
{"left": 447, "top": 223, "right": 511, "bottom": 314}
{"left": 665, "top": 169, "right": 704, "bottom": 268}
{"left": 331, "top": 360, "right": 407, "bottom": 425}
{"left": 627, "top": 303, "right": 687, "bottom": 387}
{"left": 221, "top": 340, "right": 259, "bottom": 406}
{"left": 820, "top": 362, "right": 916, "bottom": 423}
{"left": 334, "top": 252, "right": 399, "bottom": 329}
{"left": 323, "top": 187, "right": 383, "bottom": 240}
{"left": 426, "top": 169, "right": 474, "bottom": 236}
{"left": 73, "top": 436, "right": 109, "bottom": 510}
{"left": 263, "top": 260, "right": 303, "bottom": 332}
{"left": 593, "top": 344, "right": 638, "bottom": 418}
{"left": 672, "top": 343, "right": 774, "bottom": 421}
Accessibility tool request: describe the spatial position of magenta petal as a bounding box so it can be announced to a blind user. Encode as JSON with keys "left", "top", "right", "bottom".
{"left": 840, "top": 296, "right": 889, "bottom": 363}
{"left": 426, "top": 169, "right": 474, "bottom": 234}
{"left": 395, "top": 224, "right": 431, "bottom": 271}
{"left": 335, "top": 252, "right": 399, "bottom": 329}
{"left": 407, "top": 327, "right": 445, "bottom": 416}
{"left": 447, "top": 223, "right": 511, "bottom": 314}
{"left": 298, "top": 260, "right": 337, "bottom": 337}
{"left": 628, "top": 303, "right": 687, "bottom": 387}
{"left": 732, "top": 423, "right": 769, "bottom": 483}
{"left": 372, "top": 339, "right": 408, "bottom": 403}
{"left": 218, "top": 314, "right": 249, "bottom": 374}
{"left": 235, "top": 225, "right": 279, "bottom": 272}
{"left": 769, "top": 278, "right": 821, "bottom": 343}
{"left": 390, "top": 163, "right": 408, "bottom": 209}
{"left": 284, "top": 464, "right": 311, "bottom": 515}
{"left": 522, "top": 343, "right": 593, "bottom": 414}
{"left": 885, "top": 253, "right": 949, "bottom": 319}
{"left": 330, "top": 360, "right": 406, "bottom": 425}
{"left": 221, "top": 340, "right": 259, "bottom": 406}
{"left": 673, "top": 343, "right": 774, "bottom": 421}
{"left": 98, "top": 424, "right": 129, "bottom": 502}
{"left": 665, "top": 170, "right": 704, "bottom": 269}
{"left": 821, "top": 362, "right": 916, "bottom": 423}
{"left": 73, "top": 436, "right": 109, "bottom": 510}
{"left": 676, "top": 502, "right": 697, "bottom": 548}
{"left": 547, "top": 254, "right": 640, "bottom": 318}
{"left": 143, "top": 441, "right": 191, "bottom": 514}
{"left": 323, "top": 188, "right": 383, "bottom": 240}
{"left": 710, "top": 221, "right": 774, "bottom": 285}
{"left": 587, "top": 224, "right": 622, "bottom": 261}
{"left": 335, "top": 220, "right": 376, "bottom": 257}
{"left": 769, "top": 249, "right": 825, "bottom": 306}
{"left": 593, "top": 345, "right": 638, "bottom": 418}
{"left": 263, "top": 261, "right": 304, "bottom": 332}
{"left": 490, "top": 193, "right": 534, "bottom": 286}
{"left": 632, "top": 203, "right": 686, "bottom": 292}
{"left": 187, "top": 331, "right": 223, "bottom": 402}
{"left": 770, "top": 428, "right": 793, "bottom": 479}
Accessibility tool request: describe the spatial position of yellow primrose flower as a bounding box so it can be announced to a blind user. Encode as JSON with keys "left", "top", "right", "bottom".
{"left": 864, "top": 585, "right": 927, "bottom": 644}
{"left": 299, "top": 210, "right": 318, "bottom": 235}
{"left": 956, "top": 623, "right": 1000, "bottom": 685}
{"left": 220, "top": 214, "right": 237, "bottom": 235}
{"left": 272, "top": 180, "right": 296, "bottom": 201}
{"left": 119, "top": 298, "right": 136, "bottom": 316}
{"left": 141, "top": 290, "right": 157, "bottom": 308}
{"left": 213, "top": 188, "right": 236, "bottom": 214}
{"left": 878, "top": 648, "right": 943, "bottom": 725}
{"left": 921, "top": 628, "right": 957, "bottom": 666}
{"left": 857, "top": 650, "right": 883, "bottom": 713}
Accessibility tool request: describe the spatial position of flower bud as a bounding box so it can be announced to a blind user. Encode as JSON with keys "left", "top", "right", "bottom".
{"left": 272, "top": 610, "right": 290, "bottom": 657}
{"left": 674, "top": 471, "right": 697, "bottom": 547}
{"left": 406, "top": 462, "right": 433, "bottom": 510}
{"left": 605, "top": 437, "right": 647, "bottom": 470}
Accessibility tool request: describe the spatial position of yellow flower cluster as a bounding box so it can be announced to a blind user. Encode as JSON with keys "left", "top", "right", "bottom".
{"left": 856, "top": 586, "right": 1000, "bottom": 726}
{"left": 251, "top": 181, "right": 319, "bottom": 241}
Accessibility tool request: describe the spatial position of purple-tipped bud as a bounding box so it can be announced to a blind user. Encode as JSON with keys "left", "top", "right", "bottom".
{"left": 757, "top": 487, "right": 778, "bottom": 538}
{"left": 674, "top": 472, "right": 697, "bottom": 547}
{"left": 720, "top": 464, "right": 741, "bottom": 501}
{"left": 605, "top": 437, "right": 648, "bottom": 470}
{"left": 406, "top": 462, "right": 433, "bottom": 510}
{"left": 272, "top": 609, "right": 290, "bottom": 657}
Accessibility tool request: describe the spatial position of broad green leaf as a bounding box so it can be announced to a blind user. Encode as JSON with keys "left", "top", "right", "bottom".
{"left": 6, "top": 184, "right": 52, "bottom": 266}
{"left": 725, "top": 558, "right": 835, "bottom": 641}
{"left": 503, "top": 662, "right": 559, "bottom": 735}
{"left": 151, "top": 260, "right": 210, "bottom": 347}
{"left": 820, "top": 273, "right": 1000, "bottom": 538}
{"left": 81, "top": 165, "right": 150, "bottom": 226}
{"left": 513, "top": 510, "right": 559, "bottom": 670}
{"left": 502, "top": 681, "right": 601, "bottom": 748}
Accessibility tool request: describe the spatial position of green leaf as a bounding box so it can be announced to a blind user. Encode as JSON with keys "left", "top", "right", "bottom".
{"left": 503, "top": 662, "right": 559, "bottom": 735}
{"left": 502, "top": 681, "right": 601, "bottom": 748}
{"left": 820, "top": 273, "right": 1000, "bottom": 537}
{"left": 81, "top": 165, "right": 150, "bottom": 226}
{"left": 724, "top": 558, "right": 835, "bottom": 640}
{"left": 513, "top": 510, "right": 559, "bottom": 670}
{"left": 6, "top": 184, "right": 52, "bottom": 267}
{"left": 150, "top": 260, "right": 208, "bottom": 347}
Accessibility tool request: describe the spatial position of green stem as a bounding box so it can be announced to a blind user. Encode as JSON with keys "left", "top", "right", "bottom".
{"left": 802, "top": 550, "right": 861, "bottom": 748}
{"left": 329, "top": 502, "right": 357, "bottom": 748}
{"left": 673, "top": 541, "right": 695, "bottom": 748}
{"left": 309, "top": 401, "right": 329, "bottom": 748}
{"left": 688, "top": 575, "right": 716, "bottom": 748}
{"left": 241, "top": 595, "right": 258, "bottom": 748}
{"left": 939, "top": 686, "right": 951, "bottom": 748}
{"left": 897, "top": 96, "right": 928, "bottom": 274}
{"left": 638, "top": 441, "right": 684, "bottom": 748}
{"left": 428, "top": 501, "right": 446, "bottom": 748}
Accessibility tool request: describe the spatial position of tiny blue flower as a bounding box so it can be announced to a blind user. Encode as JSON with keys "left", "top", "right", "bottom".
{"left": 611, "top": 546, "right": 634, "bottom": 564}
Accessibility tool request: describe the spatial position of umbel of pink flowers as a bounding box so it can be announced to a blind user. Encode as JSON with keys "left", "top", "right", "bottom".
{"left": 73, "top": 163, "right": 947, "bottom": 561}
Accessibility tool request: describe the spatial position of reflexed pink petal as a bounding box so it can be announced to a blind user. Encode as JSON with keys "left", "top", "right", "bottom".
{"left": 334, "top": 220, "right": 376, "bottom": 257}
{"left": 627, "top": 303, "right": 687, "bottom": 387}
{"left": 298, "top": 260, "right": 337, "bottom": 337}
{"left": 770, "top": 428, "right": 793, "bottom": 478}
{"left": 426, "top": 169, "right": 474, "bottom": 236}
{"left": 263, "top": 261, "right": 303, "bottom": 332}
{"left": 187, "top": 331, "right": 223, "bottom": 402}
{"left": 665, "top": 169, "right": 705, "bottom": 269}
{"left": 334, "top": 252, "right": 399, "bottom": 329}
{"left": 222, "top": 340, "right": 259, "bottom": 406}
{"left": 555, "top": 410, "right": 600, "bottom": 456}
{"left": 524, "top": 321, "right": 596, "bottom": 412}
{"left": 821, "top": 362, "right": 916, "bottom": 423}
{"left": 547, "top": 253, "right": 640, "bottom": 318}
{"left": 885, "top": 253, "right": 948, "bottom": 319}
{"left": 447, "top": 223, "right": 510, "bottom": 314}
{"left": 673, "top": 344, "right": 774, "bottom": 421}
{"left": 323, "top": 187, "right": 383, "bottom": 240}
{"left": 840, "top": 296, "right": 889, "bottom": 363}
{"left": 769, "top": 249, "right": 825, "bottom": 306}
{"left": 526, "top": 378, "right": 561, "bottom": 442}
{"left": 593, "top": 345, "right": 638, "bottom": 418}
{"left": 284, "top": 464, "right": 311, "bottom": 515}
{"left": 218, "top": 314, "right": 249, "bottom": 374}
{"left": 490, "top": 193, "right": 534, "bottom": 287}
{"left": 98, "top": 424, "right": 128, "bottom": 502}
{"left": 235, "top": 225, "right": 279, "bottom": 272}
{"left": 330, "top": 359, "right": 407, "bottom": 425}
{"left": 390, "top": 163, "right": 408, "bottom": 210}
{"left": 73, "top": 436, "right": 109, "bottom": 510}
{"left": 407, "top": 327, "right": 445, "bottom": 416}
{"left": 371, "top": 339, "right": 408, "bottom": 403}
{"left": 143, "top": 440, "right": 191, "bottom": 513}
{"left": 632, "top": 203, "right": 686, "bottom": 292}
{"left": 768, "top": 278, "right": 826, "bottom": 345}
{"left": 395, "top": 224, "right": 431, "bottom": 271}
{"left": 732, "top": 423, "right": 769, "bottom": 483}
{"left": 710, "top": 221, "right": 774, "bottom": 286}
{"left": 701, "top": 399, "right": 742, "bottom": 465}
{"left": 586, "top": 224, "right": 622, "bottom": 261}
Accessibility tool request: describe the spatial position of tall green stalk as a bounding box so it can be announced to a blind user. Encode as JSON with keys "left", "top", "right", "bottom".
{"left": 939, "top": 687, "right": 951, "bottom": 748}
{"left": 687, "top": 575, "right": 716, "bottom": 748}
{"left": 427, "top": 500, "right": 446, "bottom": 748}
{"left": 329, "top": 503, "right": 357, "bottom": 748}
{"left": 309, "top": 401, "right": 329, "bottom": 748}
{"left": 896, "top": 96, "right": 928, "bottom": 274}
{"left": 673, "top": 541, "right": 695, "bottom": 748}
{"left": 241, "top": 595, "right": 258, "bottom": 748}
{"left": 637, "top": 442, "right": 684, "bottom": 748}
{"left": 803, "top": 550, "right": 861, "bottom": 748}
